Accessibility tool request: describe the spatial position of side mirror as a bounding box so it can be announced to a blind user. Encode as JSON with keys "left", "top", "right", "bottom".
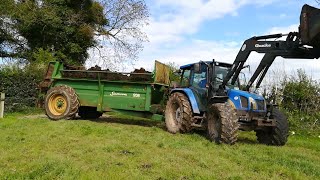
{"left": 194, "top": 63, "right": 201, "bottom": 73}
{"left": 239, "top": 72, "right": 247, "bottom": 88}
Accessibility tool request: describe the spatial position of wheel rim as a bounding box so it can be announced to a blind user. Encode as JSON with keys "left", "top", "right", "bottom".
{"left": 175, "top": 107, "right": 182, "bottom": 123}
{"left": 208, "top": 111, "right": 220, "bottom": 139}
{"left": 171, "top": 100, "right": 182, "bottom": 125}
{"left": 48, "top": 94, "right": 67, "bottom": 116}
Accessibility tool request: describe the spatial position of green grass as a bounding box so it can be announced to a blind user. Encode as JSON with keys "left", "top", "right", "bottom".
{"left": 0, "top": 112, "right": 319, "bottom": 180}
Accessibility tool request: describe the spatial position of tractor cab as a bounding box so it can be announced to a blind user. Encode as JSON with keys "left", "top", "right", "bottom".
{"left": 179, "top": 61, "right": 240, "bottom": 90}
{"left": 174, "top": 60, "right": 264, "bottom": 114}
{"left": 174, "top": 61, "right": 239, "bottom": 114}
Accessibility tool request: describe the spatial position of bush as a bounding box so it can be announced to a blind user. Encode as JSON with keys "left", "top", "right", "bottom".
{"left": 285, "top": 110, "right": 320, "bottom": 136}
{"left": 261, "top": 69, "right": 320, "bottom": 135}
{"left": 0, "top": 64, "right": 45, "bottom": 112}
{"left": 0, "top": 48, "right": 56, "bottom": 112}
{"left": 271, "top": 69, "right": 320, "bottom": 135}
{"left": 281, "top": 69, "right": 320, "bottom": 114}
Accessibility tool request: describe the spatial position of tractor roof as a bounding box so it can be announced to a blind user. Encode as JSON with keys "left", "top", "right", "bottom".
{"left": 180, "top": 61, "right": 232, "bottom": 70}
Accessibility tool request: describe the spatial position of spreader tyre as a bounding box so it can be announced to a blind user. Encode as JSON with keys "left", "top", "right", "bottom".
{"left": 45, "top": 85, "right": 79, "bottom": 120}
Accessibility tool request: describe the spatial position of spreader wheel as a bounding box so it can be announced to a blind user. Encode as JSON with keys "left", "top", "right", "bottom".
{"left": 45, "top": 85, "right": 79, "bottom": 120}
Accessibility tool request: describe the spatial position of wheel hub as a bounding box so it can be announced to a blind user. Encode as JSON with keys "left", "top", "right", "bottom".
{"left": 56, "top": 99, "right": 64, "bottom": 108}
{"left": 48, "top": 94, "right": 67, "bottom": 116}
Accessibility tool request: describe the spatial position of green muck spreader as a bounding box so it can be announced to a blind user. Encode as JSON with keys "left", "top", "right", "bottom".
{"left": 41, "top": 61, "right": 170, "bottom": 120}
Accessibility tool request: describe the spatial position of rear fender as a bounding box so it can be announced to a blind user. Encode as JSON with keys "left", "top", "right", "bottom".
{"left": 170, "top": 88, "right": 200, "bottom": 114}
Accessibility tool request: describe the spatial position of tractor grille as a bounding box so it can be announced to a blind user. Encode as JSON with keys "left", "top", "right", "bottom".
{"left": 256, "top": 100, "right": 265, "bottom": 110}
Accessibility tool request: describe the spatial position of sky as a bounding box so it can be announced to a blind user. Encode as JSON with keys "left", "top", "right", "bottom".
{"left": 130, "top": 0, "right": 320, "bottom": 83}
{"left": 2, "top": 0, "right": 319, "bottom": 84}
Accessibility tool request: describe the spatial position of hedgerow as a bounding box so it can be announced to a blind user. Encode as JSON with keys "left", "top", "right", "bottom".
{"left": 263, "top": 69, "right": 320, "bottom": 136}
{"left": 0, "top": 65, "right": 44, "bottom": 112}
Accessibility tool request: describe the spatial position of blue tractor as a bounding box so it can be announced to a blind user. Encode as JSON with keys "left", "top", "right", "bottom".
{"left": 164, "top": 4, "right": 320, "bottom": 145}
{"left": 165, "top": 60, "right": 285, "bottom": 145}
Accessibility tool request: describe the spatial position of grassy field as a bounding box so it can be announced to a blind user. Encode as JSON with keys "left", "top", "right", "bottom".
{"left": 0, "top": 111, "right": 319, "bottom": 180}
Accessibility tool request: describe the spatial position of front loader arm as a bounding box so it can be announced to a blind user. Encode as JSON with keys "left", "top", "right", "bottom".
{"left": 222, "top": 4, "right": 320, "bottom": 90}
{"left": 222, "top": 33, "right": 287, "bottom": 87}
{"left": 222, "top": 32, "right": 320, "bottom": 90}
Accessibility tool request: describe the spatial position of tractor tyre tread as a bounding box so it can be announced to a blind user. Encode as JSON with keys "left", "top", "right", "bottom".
{"left": 165, "top": 92, "right": 193, "bottom": 134}
{"left": 255, "top": 109, "right": 289, "bottom": 146}
{"left": 207, "top": 102, "right": 239, "bottom": 145}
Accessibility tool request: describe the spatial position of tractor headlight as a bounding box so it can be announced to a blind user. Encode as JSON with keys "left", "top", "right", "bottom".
{"left": 249, "top": 97, "right": 258, "bottom": 110}
{"left": 240, "top": 96, "right": 248, "bottom": 108}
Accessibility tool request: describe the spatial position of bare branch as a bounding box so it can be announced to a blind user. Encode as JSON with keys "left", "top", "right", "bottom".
{"left": 90, "top": 0, "right": 149, "bottom": 68}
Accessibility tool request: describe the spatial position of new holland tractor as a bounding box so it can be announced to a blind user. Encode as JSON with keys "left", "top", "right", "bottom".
{"left": 164, "top": 4, "right": 320, "bottom": 145}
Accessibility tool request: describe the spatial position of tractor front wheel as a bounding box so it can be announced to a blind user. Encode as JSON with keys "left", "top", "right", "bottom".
{"left": 45, "top": 85, "right": 79, "bottom": 120}
{"left": 207, "top": 102, "right": 239, "bottom": 144}
{"left": 255, "top": 109, "right": 289, "bottom": 146}
{"left": 165, "top": 92, "right": 193, "bottom": 133}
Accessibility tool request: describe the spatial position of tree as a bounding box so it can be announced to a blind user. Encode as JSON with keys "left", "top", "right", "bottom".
{"left": 0, "top": 0, "right": 148, "bottom": 66}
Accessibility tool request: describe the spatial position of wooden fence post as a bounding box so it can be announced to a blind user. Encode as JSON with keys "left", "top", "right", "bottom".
{"left": 0, "top": 93, "right": 4, "bottom": 118}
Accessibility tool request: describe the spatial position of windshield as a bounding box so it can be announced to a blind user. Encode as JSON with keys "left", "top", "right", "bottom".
{"left": 214, "top": 65, "right": 239, "bottom": 89}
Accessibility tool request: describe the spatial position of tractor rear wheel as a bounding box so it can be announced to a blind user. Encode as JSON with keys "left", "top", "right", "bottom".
{"left": 78, "top": 106, "right": 103, "bottom": 119}
{"left": 165, "top": 92, "right": 193, "bottom": 133}
{"left": 45, "top": 85, "right": 79, "bottom": 120}
{"left": 207, "top": 102, "right": 239, "bottom": 144}
{"left": 255, "top": 109, "right": 289, "bottom": 146}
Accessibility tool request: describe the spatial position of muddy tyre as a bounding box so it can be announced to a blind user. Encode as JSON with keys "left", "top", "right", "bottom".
{"left": 45, "top": 85, "right": 79, "bottom": 120}
{"left": 207, "top": 102, "right": 239, "bottom": 144}
{"left": 78, "top": 106, "right": 103, "bottom": 119}
{"left": 255, "top": 109, "right": 289, "bottom": 146}
{"left": 165, "top": 92, "right": 193, "bottom": 133}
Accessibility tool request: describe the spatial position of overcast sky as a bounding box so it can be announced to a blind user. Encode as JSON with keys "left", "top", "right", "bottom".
{"left": 129, "top": 0, "right": 320, "bottom": 81}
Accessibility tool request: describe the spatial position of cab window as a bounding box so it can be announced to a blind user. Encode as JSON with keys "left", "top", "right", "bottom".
{"left": 214, "top": 66, "right": 239, "bottom": 89}
{"left": 181, "top": 69, "right": 191, "bottom": 86}
{"left": 192, "top": 65, "right": 207, "bottom": 88}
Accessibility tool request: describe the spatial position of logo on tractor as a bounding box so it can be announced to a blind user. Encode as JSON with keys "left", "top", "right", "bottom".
{"left": 110, "top": 92, "right": 128, "bottom": 96}
{"left": 255, "top": 43, "right": 271, "bottom": 48}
